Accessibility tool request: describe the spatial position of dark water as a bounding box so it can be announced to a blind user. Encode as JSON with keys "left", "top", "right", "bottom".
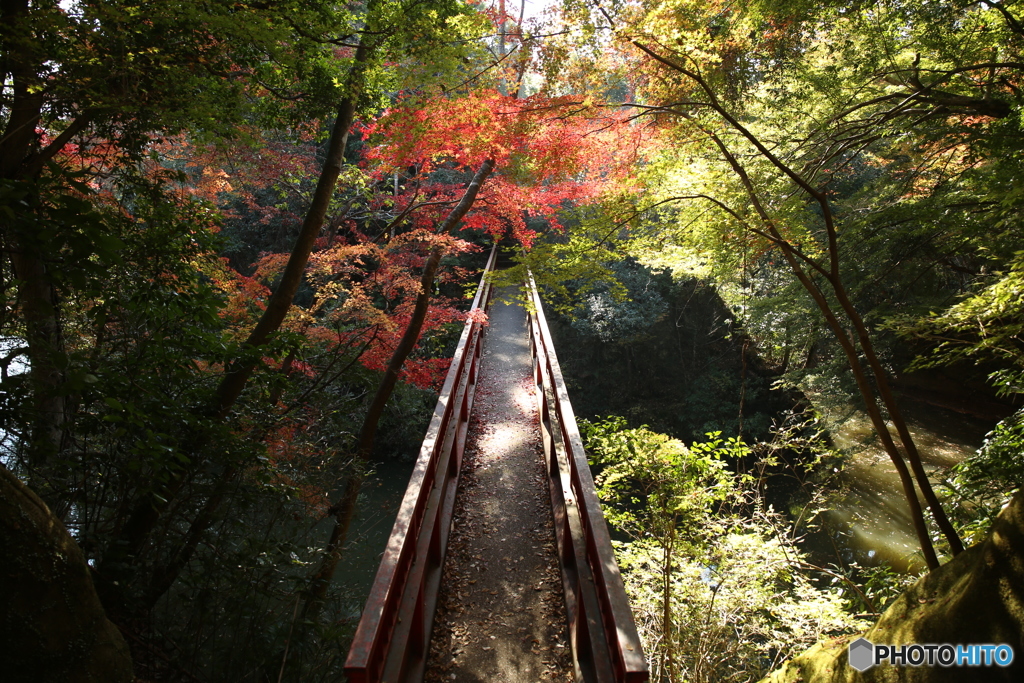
{"left": 334, "top": 458, "right": 415, "bottom": 620}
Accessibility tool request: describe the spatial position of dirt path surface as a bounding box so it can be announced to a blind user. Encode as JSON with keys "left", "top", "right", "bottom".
{"left": 424, "top": 289, "right": 574, "bottom": 683}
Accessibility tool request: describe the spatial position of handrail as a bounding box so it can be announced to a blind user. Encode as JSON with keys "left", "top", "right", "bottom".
{"left": 525, "top": 274, "right": 649, "bottom": 683}
{"left": 344, "top": 244, "right": 498, "bottom": 683}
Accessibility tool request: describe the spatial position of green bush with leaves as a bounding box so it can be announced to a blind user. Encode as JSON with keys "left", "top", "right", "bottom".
{"left": 582, "top": 417, "right": 868, "bottom": 683}
{"left": 897, "top": 254, "right": 1024, "bottom": 546}
{"left": 938, "top": 409, "right": 1024, "bottom": 548}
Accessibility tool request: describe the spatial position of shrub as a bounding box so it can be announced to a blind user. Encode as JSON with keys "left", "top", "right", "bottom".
{"left": 582, "top": 418, "right": 869, "bottom": 682}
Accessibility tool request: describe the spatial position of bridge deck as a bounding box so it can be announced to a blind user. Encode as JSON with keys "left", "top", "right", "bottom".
{"left": 344, "top": 248, "right": 647, "bottom": 683}
{"left": 424, "top": 287, "right": 574, "bottom": 682}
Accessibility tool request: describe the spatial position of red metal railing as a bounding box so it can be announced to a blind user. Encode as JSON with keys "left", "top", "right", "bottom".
{"left": 526, "top": 275, "right": 649, "bottom": 683}
{"left": 344, "top": 245, "right": 497, "bottom": 683}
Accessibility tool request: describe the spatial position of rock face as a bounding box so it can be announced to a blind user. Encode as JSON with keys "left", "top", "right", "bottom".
{"left": 760, "top": 490, "right": 1024, "bottom": 683}
{"left": 0, "top": 465, "right": 133, "bottom": 683}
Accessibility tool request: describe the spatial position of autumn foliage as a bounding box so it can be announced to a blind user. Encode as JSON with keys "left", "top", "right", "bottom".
{"left": 169, "top": 88, "right": 645, "bottom": 395}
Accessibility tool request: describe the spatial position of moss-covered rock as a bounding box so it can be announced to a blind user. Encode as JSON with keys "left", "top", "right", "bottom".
{"left": 0, "top": 465, "right": 133, "bottom": 683}
{"left": 760, "top": 490, "right": 1024, "bottom": 683}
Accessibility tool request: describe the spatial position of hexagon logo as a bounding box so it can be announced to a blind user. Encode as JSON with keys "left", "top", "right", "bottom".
{"left": 848, "top": 637, "right": 876, "bottom": 672}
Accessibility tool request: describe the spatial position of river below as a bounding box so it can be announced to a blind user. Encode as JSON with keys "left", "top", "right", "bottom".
{"left": 333, "top": 458, "right": 415, "bottom": 622}
{"left": 800, "top": 393, "right": 997, "bottom": 573}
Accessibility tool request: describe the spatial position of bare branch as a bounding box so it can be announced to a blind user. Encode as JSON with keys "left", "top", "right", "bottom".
{"left": 22, "top": 113, "right": 93, "bottom": 178}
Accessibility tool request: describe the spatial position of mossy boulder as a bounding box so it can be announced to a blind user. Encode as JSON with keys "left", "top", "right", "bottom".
{"left": 0, "top": 465, "right": 133, "bottom": 683}
{"left": 760, "top": 490, "right": 1024, "bottom": 683}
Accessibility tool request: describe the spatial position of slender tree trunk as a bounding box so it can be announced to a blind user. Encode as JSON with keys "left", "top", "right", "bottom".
{"left": 778, "top": 250, "right": 941, "bottom": 569}
{"left": 302, "top": 159, "right": 495, "bottom": 616}
{"left": 95, "top": 34, "right": 378, "bottom": 607}
{"left": 143, "top": 465, "right": 237, "bottom": 609}
{"left": 737, "top": 338, "right": 747, "bottom": 439}
{"left": 661, "top": 525, "right": 675, "bottom": 682}
{"left": 694, "top": 119, "right": 943, "bottom": 568}
{"left": 214, "top": 38, "right": 373, "bottom": 418}
{"left": 631, "top": 39, "right": 960, "bottom": 564}
{"left": 142, "top": 299, "right": 384, "bottom": 610}
{"left": 832, "top": 284, "right": 964, "bottom": 554}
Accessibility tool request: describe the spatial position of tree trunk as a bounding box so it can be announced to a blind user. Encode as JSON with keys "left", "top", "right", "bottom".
{"left": 9, "top": 248, "right": 66, "bottom": 469}
{"left": 781, "top": 253, "right": 941, "bottom": 569}
{"left": 213, "top": 37, "right": 374, "bottom": 418}
{"left": 690, "top": 113, "right": 943, "bottom": 568}
{"left": 302, "top": 159, "right": 495, "bottom": 616}
{"left": 142, "top": 465, "right": 238, "bottom": 610}
{"left": 141, "top": 327, "right": 384, "bottom": 610}
{"left": 631, "top": 39, "right": 960, "bottom": 565}
{"left": 832, "top": 283, "right": 964, "bottom": 554}
{"left": 2, "top": 0, "right": 67, "bottom": 470}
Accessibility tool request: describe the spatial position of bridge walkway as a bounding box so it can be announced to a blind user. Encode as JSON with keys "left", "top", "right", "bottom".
{"left": 344, "top": 246, "right": 647, "bottom": 683}
{"left": 423, "top": 287, "right": 573, "bottom": 682}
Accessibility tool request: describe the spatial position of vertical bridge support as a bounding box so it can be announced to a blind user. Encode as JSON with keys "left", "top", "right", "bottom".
{"left": 345, "top": 246, "right": 497, "bottom": 683}
{"left": 526, "top": 274, "right": 649, "bottom": 683}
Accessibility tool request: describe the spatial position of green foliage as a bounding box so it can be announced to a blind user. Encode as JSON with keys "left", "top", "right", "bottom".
{"left": 856, "top": 561, "right": 918, "bottom": 615}
{"left": 582, "top": 419, "right": 868, "bottom": 682}
{"left": 619, "top": 537, "right": 867, "bottom": 683}
{"left": 2, "top": 0, "right": 502, "bottom": 678}
{"left": 489, "top": 230, "right": 632, "bottom": 316}
{"left": 597, "top": 0, "right": 1024, "bottom": 419}
{"left": 894, "top": 250, "right": 1024, "bottom": 545}
{"left": 940, "top": 409, "right": 1024, "bottom": 546}
{"left": 584, "top": 417, "right": 739, "bottom": 538}
{"left": 900, "top": 253, "right": 1024, "bottom": 396}
{"left": 568, "top": 257, "right": 669, "bottom": 344}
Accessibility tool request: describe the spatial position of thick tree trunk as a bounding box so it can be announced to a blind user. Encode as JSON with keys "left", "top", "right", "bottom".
{"left": 302, "top": 159, "right": 495, "bottom": 616}
{"left": 0, "top": 464, "right": 133, "bottom": 683}
{"left": 2, "top": 1, "right": 67, "bottom": 470}
{"left": 760, "top": 489, "right": 1024, "bottom": 683}
{"left": 9, "top": 248, "right": 66, "bottom": 468}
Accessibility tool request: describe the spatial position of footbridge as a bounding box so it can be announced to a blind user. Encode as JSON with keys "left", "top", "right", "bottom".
{"left": 344, "top": 246, "right": 649, "bottom": 683}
